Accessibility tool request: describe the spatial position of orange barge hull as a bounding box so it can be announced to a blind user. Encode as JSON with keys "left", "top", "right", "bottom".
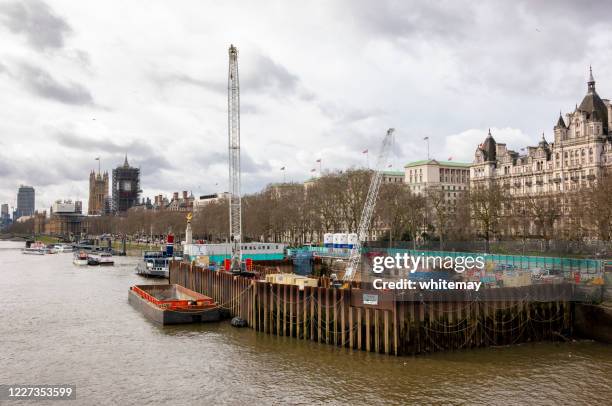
{"left": 129, "top": 284, "right": 223, "bottom": 325}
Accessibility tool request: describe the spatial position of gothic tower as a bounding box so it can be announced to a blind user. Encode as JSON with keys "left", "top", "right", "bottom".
{"left": 88, "top": 170, "right": 109, "bottom": 215}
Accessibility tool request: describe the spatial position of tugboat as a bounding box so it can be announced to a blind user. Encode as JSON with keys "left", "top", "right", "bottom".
{"left": 135, "top": 234, "right": 182, "bottom": 278}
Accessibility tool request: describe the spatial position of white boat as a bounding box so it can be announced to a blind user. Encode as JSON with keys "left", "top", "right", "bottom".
{"left": 53, "top": 244, "right": 74, "bottom": 253}
{"left": 22, "top": 242, "right": 48, "bottom": 255}
{"left": 88, "top": 252, "right": 114, "bottom": 266}
{"left": 73, "top": 251, "right": 88, "bottom": 265}
{"left": 22, "top": 247, "right": 47, "bottom": 255}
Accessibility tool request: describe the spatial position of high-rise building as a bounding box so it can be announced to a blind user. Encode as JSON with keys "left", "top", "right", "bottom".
{"left": 88, "top": 170, "right": 109, "bottom": 215}
{"left": 112, "top": 155, "right": 140, "bottom": 213}
{"left": 0, "top": 203, "right": 10, "bottom": 229}
{"left": 15, "top": 185, "right": 35, "bottom": 220}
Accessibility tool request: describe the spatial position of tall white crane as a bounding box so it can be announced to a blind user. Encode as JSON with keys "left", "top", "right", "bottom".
{"left": 343, "top": 128, "right": 395, "bottom": 282}
{"left": 228, "top": 44, "right": 242, "bottom": 271}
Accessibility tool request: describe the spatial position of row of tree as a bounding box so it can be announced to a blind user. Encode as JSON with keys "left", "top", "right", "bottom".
{"left": 10, "top": 168, "right": 612, "bottom": 247}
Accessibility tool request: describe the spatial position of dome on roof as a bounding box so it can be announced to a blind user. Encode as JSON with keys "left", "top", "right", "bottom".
{"left": 578, "top": 67, "right": 608, "bottom": 134}
{"left": 538, "top": 133, "right": 549, "bottom": 148}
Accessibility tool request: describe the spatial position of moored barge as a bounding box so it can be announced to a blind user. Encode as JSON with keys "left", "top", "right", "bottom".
{"left": 128, "top": 284, "right": 223, "bottom": 325}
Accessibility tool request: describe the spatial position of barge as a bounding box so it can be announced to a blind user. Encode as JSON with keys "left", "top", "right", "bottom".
{"left": 128, "top": 284, "right": 223, "bottom": 325}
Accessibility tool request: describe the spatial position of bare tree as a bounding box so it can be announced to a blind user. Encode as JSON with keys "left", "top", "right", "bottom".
{"left": 469, "top": 181, "right": 505, "bottom": 252}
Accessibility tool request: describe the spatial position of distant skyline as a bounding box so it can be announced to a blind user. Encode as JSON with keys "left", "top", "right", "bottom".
{"left": 1, "top": 1, "right": 612, "bottom": 212}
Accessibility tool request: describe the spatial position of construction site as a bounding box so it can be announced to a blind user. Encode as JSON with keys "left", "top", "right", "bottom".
{"left": 169, "top": 44, "right": 612, "bottom": 355}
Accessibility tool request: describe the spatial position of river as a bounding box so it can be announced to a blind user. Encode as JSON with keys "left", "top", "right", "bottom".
{"left": 1, "top": 241, "right": 611, "bottom": 405}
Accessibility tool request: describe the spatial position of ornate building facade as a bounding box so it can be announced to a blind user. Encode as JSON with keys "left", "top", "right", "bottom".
{"left": 88, "top": 171, "right": 109, "bottom": 215}
{"left": 471, "top": 68, "right": 612, "bottom": 195}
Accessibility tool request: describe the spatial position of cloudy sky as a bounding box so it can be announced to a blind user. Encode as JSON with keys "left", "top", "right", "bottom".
{"left": 1, "top": 0, "right": 611, "bottom": 211}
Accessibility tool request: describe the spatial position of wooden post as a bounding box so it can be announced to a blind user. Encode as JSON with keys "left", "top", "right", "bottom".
{"left": 341, "top": 290, "right": 346, "bottom": 348}
{"left": 357, "top": 307, "right": 362, "bottom": 351}
{"left": 384, "top": 309, "right": 390, "bottom": 355}
{"left": 317, "top": 288, "right": 322, "bottom": 343}
{"left": 349, "top": 304, "right": 354, "bottom": 349}
{"left": 365, "top": 308, "right": 371, "bottom": 352}
{"left": 282, "top": 284, "right": 288, "bottom": 337}
{"left": 289, "top": 285, "right": 294, "bottom": 338}
{"left": 310, "top": 287, "right": 315, "bottom": 341}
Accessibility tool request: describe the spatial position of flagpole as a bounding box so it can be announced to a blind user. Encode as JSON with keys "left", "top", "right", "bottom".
{"left": 367, "top": 151, "right": 369, "bottom": 169}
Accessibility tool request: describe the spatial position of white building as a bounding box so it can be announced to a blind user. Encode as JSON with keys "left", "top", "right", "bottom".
{"left": 382, "top": 170, "right": 405, "bottom": 184}
{"left": 404, "top": 159, "right": 470, "bottom": 198}
{"left": 193, "top": 192, "right": 229, "bottom": 210}
{"left": 471, "top": 68, "right": 612, "bottom": 195}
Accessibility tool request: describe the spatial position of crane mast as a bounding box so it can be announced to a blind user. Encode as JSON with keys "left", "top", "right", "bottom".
{"left": 228, "top": 44, "right": 242, "bottom": 271}
{"left": 343, "top": 128, "right": 395, "bottom": 282}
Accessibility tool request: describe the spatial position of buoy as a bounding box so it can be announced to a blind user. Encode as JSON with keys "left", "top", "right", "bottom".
{"left": 231, "top": 316, "right": 248, "bottom": 328}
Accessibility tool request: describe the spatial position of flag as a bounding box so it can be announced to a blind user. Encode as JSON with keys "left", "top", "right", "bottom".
{"left": 423, "top": 136, "right": 429, "bottom": 140}
{"left": 448, "top": 156, "right": 453, "bottom": 161}
{"left": 310, "top": 168, "right": 316, "bottom": 172}
{"left": 316, "top": 159, "right": 321, "bottom": 163}
{"left": 387, "top": 164, "right": 392, "bottom": 168}
{"left": 95, "top": 157, "right": 100, "bottom": 160}
{"left": 362, "top": 149, "right": 368, "bottom": 154}
{"left": 280, "top": 166, "right": 285, "bottom": 170}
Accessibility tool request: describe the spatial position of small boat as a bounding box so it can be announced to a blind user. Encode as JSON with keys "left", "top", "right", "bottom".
{"left": 136, "top": 256, "right": 172, "bottom": 278}
{"left": 22, "top": 247, "right": 47, "bottom": 255}
{"left": 135, "top": 234, "right": 181, "bottom": 278}
{"left": 52, "top": 244, "right": 74, "bottom": 253}
{"left": 88, "top": 252, "right": 114, "bottom": 266}
{"left": 128, "top": 284, "right": 223, "bottom": 325}
{"left": 73, "top": 251, "right": 88, "bottom": 265}
{"left": 22, "top": 242, "right": 48, "bottom": 255}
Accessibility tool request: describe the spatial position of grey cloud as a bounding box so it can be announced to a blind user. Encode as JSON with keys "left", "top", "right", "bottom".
{"left": 0, "top": 0, "right": 71, "bottom": 51}
{"left": 340, "top": 0, "right": 612, "bottom": 98}
{"left": 17, "top": 63, "right": 94, "bottom": 105}
{"left": 241, "top": 151, "right": 272, "bottom": 174}
{"left": 341, "top": 0, "right": 474, "bottom": 43}
{"left": 186, "top": 148, "right": 269, "bottom": 175}
{"left": 160, "top": 72, "right": 225, "bottom": 94}
{"left": 55, "top": 132, "right": 174, "bottom": 174}
{"left": 318, "top": 101, "right": 383, "bottom": 124}
{"left": 56, "top": 132, "right": 151, "bottom": 154}
{"left": 243, "top": 53, "right": 299, "bottom": 96}
{"left": 155, "top": 51, "right": 302, "bottom": 99}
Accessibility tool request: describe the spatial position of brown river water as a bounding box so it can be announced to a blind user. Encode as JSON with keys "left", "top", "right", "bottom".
{"left": 1, "top": 241, "right": 611, "bottom": 405}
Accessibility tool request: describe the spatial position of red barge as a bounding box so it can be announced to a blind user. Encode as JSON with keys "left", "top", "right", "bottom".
{"left": 129, "top": 284, "right": 223, "bottom": 325}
